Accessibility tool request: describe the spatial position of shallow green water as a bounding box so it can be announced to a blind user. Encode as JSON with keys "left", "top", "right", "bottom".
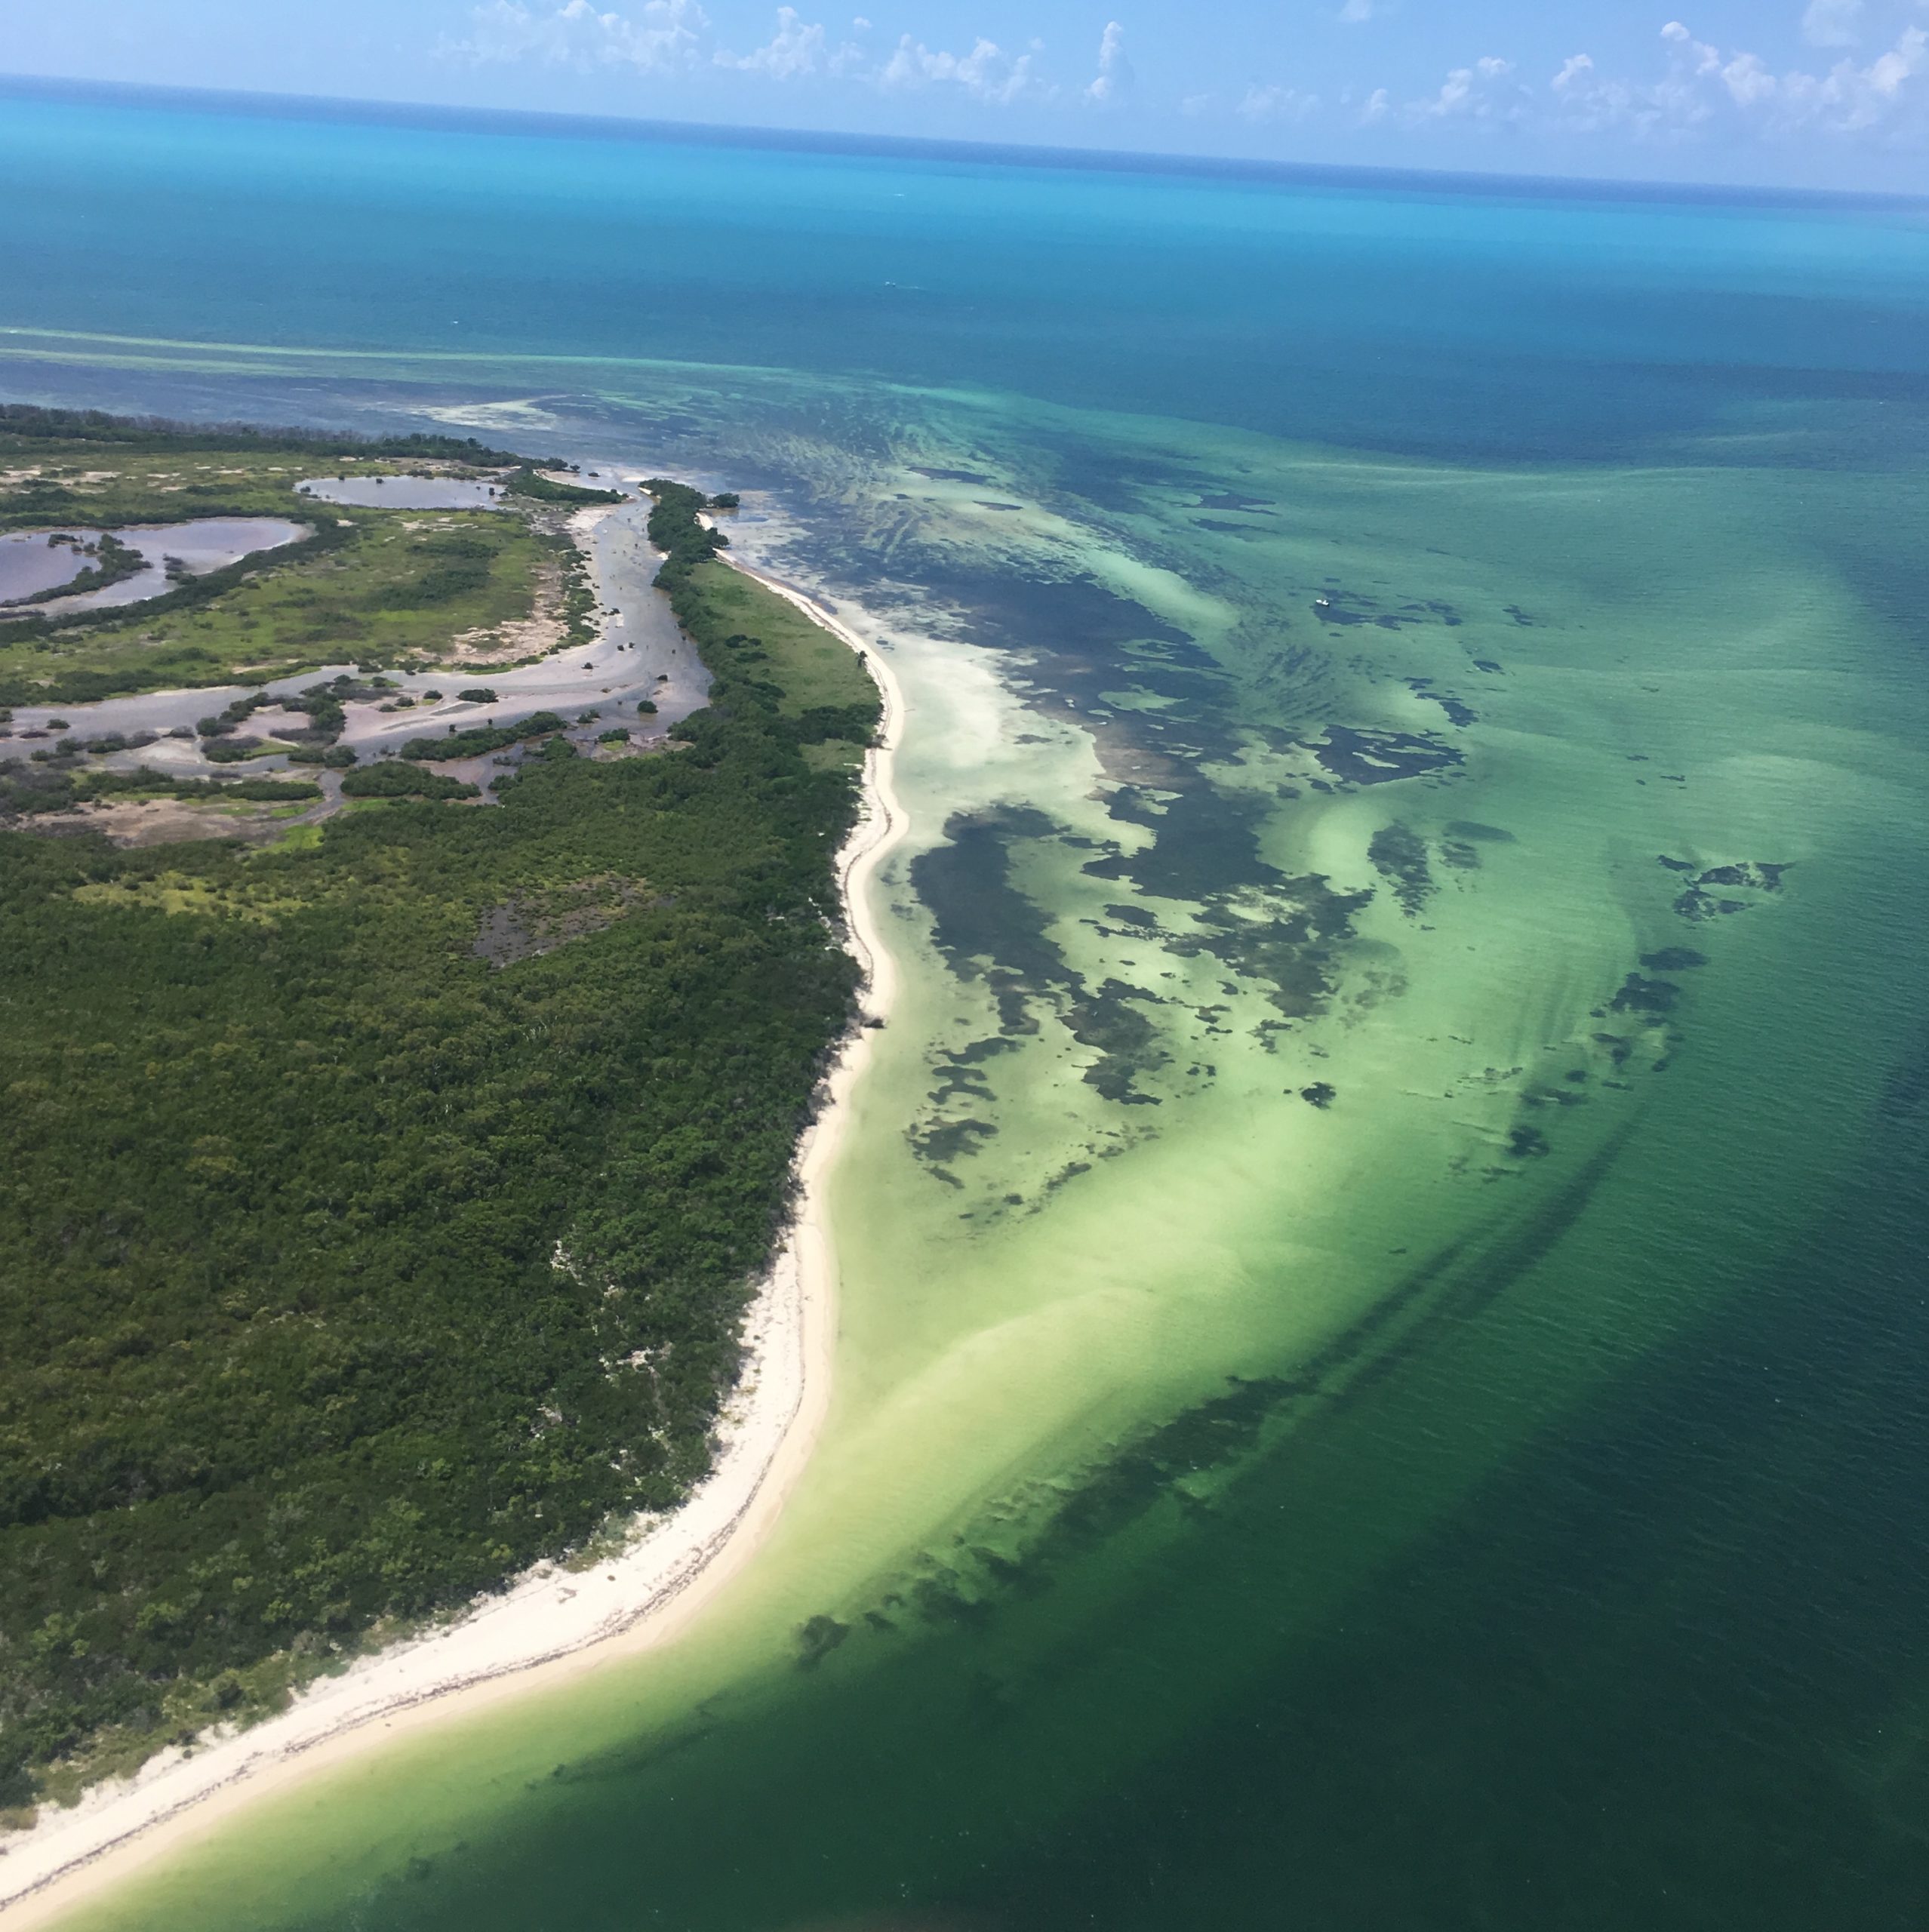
{"left": 5, "top": 85, "right": 1929, "bottom": 1930}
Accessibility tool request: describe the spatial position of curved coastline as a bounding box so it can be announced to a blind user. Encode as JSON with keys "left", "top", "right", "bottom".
{"left": 0, "top": 555, "right": 909, "bottom": 1927}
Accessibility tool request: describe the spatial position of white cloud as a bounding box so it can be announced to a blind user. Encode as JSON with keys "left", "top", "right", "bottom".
{"left": 1801, "top": 0, "right": 1863, "bottom": 48}
{"left": 878, "top": 34, "right": 1050, "bottom": 103}
{"left": 1721, "top": 51, "right": 1778, "bottom": 106}
{"left": 1660, "top": 19, "right": 1721, "bottom": 71}
{"left": 1086, "top": 20, "right": 1134, "bottom": 105}
{"left": 1537, "top": 15, "right": 1929, "bottom": 142}
{"left": 1238, "top": 83, "right": 1318, "bottom": 123}
{"left": 1637, "top": 18, "right": 1722, "bottom": 130}
{"left": 1869, "top": 25, "right": 1929, "bottom": 96}
{"left": 719, "top": 6, "right": 824, "bottom": 76}
{"left": 1545, "top": 51, "right": 1651, "bottom": 134}
{"left": 1413, "top": 54, "right": 1524, "bottom": 124}
{"left": 1751, "top": 23, "right": 1928, "bottom": 128}
{"left": 448, "top": 0, "right": 706, "bottom": 71}
{"left": 442, "top": 0, "right": 1929, "bottom": 148}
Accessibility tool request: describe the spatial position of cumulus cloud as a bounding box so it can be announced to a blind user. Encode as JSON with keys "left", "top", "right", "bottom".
{"left": 451, "top": 3, "right": 1042, "bottom": 99}
{"left": 1643, "top": 15, "right": 1929, "bottom": 136}
{"left": 1238, "top": 83, "right": 1318, "bottom": 122}
{"left": 1801, "top": 0, "right": 1864, "bottom": 48}
{"left": 1386, "top": 15, "right": 1929, "bottom": 146}
{"left": 1544, "top": 51, "right": 1649, "bottom": 134}
{"left": 878, "top": 33, "right": 1050, "bottom": 103}
{"left": 1721, "top": 51, "right": 1779, "bottom": 106}
{"left": 1086, "top": 20, "right": 1134, "bottom": 104}
{"left": 1746, "top": 23, "right": 1927, "bottom": 128}
{"left": 442, "top": 0, "right": 1929, "bottom": 152}
{"left": 448, "top": 0, "right": 706, "bottom": 71}
{"left": 719, "top": 6, "right": 825, "bottom": 76}
{"left": 1413, "top": 54, "right": 1524, "bottom": 124}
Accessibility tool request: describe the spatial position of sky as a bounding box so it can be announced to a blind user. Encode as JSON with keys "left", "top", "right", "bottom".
{"left": 5, "top": 1, "right": 1929, "bottom": 192}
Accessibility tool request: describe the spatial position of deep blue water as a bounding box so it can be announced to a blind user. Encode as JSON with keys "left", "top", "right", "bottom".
{"left": 5, "top": 78, "right": 1929, "bottom": 463}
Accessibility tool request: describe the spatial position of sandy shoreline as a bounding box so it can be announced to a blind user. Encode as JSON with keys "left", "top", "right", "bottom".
{"left": 0, "top": 552, "right": 907, "bottom": 1925}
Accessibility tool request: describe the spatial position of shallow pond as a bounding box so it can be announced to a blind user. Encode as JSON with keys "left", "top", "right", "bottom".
{"left": 0, "top": 529, "right": 99, "bottom": 604}
{"left": 297, "top": 475, "right": 507, "bottom": 509}
{"left": 17, "top": 516, "right": 309, "bottom": 618}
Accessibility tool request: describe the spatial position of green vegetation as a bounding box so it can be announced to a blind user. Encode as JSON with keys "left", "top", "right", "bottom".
{"left": 0, "top": 757, "right": 320, "bottom": 819}
{"left": 643, "top": 478, "right": 878, "bottom": 772}
{"left": 0, "top": 467, "right": 878, "bottom": 1811}
{"left": 0, "top": 411, "right": 592, "bottom": 708}
{"left": 502, "top": 466, "right": 624, "bottom": 508}
{"left": 0, "top": 403, "right": 533, "bottom": 466}
{"left": 202, "top": 675, "right": 383, "bottom": 750}
{"left": 0, "top": 509, "right": 363, "bottom": 699}
{"left": 339, "top": 764, "right": 481, "bottom": 801}
{"left": 681, "top": 565, "right": 876, "bottom": 724}
{"left": 557, "top": 540, "right": 598, "bottom": 650}
{"left": 401, "top": 711, "right": 569, "bottom": 762}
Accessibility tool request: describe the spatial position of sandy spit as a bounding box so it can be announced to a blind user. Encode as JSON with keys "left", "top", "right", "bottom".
{"left": 0, "top": 558, "right": 908, "bottom": 1927}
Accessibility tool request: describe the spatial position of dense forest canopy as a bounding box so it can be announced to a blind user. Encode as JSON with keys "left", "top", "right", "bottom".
{"left": 0, "top": 448, "right": 881, "bottom": 1812}
{"left": 0, "top": 404, "right": 537, "bottom": 466}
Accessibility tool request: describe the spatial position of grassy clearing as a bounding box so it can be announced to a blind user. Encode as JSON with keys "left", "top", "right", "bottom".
{"left": 640, "top": 482, "right": 878, "bottom": 778}
{"left": 0, "top": 449, "right": 322, "bottom": 530}
{"left": 687, "top": 559, "right": 875, "bottom": 716}
{"left": 0, "top": 448, "right": 570, "bottom": 704}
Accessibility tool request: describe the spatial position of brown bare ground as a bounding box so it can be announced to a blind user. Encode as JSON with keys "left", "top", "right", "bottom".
{"left": 445, "top": 546, "right": 568, "bottom": 665}
{"left": 63, "top": 798, "right": 302, "bottom": 847}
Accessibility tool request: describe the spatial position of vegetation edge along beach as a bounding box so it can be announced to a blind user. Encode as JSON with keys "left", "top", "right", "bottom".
{"left": 0, "top": 415, "right": 900, "bottom": 1912}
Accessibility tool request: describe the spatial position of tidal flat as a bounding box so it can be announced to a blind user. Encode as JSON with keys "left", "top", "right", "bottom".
{"left": 4, "top": 85, "right": 1928, "bottom": 1932}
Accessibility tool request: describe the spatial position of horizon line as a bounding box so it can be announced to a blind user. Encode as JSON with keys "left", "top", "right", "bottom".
{"left": 5, "top": 69, "right": 1928, "bottom": 212}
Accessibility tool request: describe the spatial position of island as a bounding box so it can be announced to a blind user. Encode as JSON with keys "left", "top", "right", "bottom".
{"left": 0, "top": 406, "right": 885, "bottom": 1835}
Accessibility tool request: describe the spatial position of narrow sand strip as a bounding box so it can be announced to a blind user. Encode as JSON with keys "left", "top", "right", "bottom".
{"left": 0, "top": 555, "right": 908, "bottom": 1926}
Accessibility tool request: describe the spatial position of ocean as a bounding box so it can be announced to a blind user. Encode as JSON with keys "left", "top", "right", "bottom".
{"left": 5, "top": 78, "right": 1929, "bottom": 1932}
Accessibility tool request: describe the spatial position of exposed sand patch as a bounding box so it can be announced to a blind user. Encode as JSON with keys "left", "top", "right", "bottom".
{"left": 442, "top": 503, "right": 613, "bottom": 666}
{"left": 63, "top": 798, "right": 301, "bottom": 847}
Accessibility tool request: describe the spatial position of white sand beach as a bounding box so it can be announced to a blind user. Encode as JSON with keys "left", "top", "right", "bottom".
{"left": 0, "top": 553, "right": 908, "bottom": 1926}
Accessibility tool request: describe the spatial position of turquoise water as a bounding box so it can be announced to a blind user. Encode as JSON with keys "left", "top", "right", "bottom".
{"left": 5, "top": 82, "right": 1929, "bottom": 1932}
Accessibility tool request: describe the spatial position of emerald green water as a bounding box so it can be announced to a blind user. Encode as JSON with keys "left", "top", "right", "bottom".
{"left": 4, "top": 84, "right": 1929, "bottom": 1930}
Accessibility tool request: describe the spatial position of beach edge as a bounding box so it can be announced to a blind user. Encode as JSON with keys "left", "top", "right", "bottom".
{"left": 0, "top": 554, "right": 907, "bottom": 1927}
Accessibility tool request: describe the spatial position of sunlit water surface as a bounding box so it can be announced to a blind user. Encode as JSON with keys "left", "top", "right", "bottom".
{"left": 3, "top": 82, "right": 1928, "bottom": 1932}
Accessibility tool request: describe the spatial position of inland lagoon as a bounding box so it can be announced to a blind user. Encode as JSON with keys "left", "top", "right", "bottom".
{"left": 2, "top": 82, "right": 1928, "bottom": 1932}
